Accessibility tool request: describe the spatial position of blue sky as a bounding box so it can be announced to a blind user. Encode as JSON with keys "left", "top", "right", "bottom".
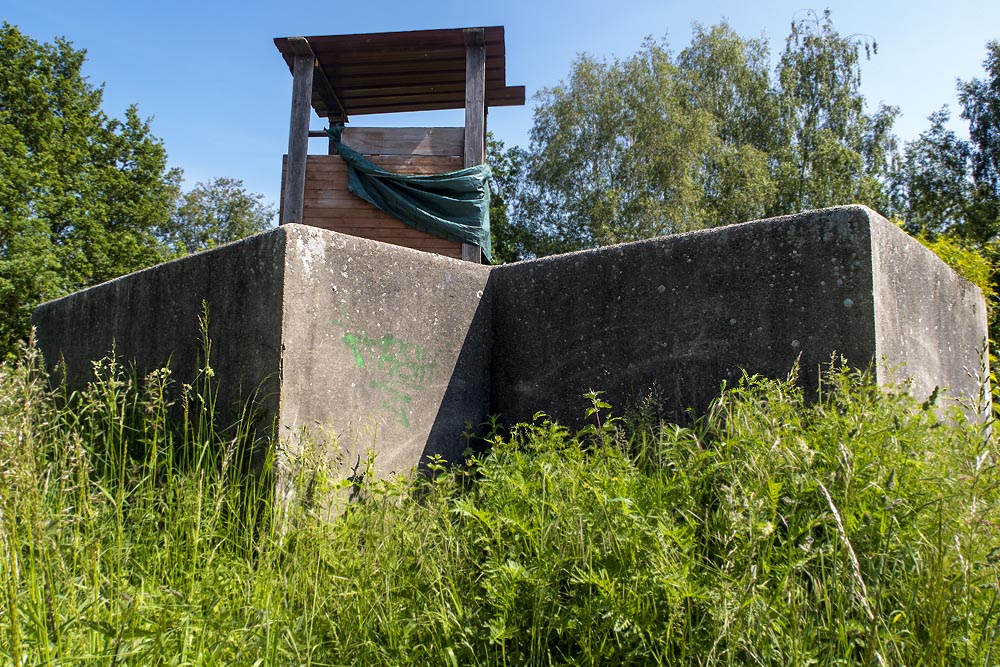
{"left": 5, "top": 0, "right": 999, "bottom": 211}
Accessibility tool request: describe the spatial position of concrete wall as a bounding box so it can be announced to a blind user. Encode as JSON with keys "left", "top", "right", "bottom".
{"left": 32, "top": 206, "right": 989, "bottom": 496}
{"left": 491, "top": 205, "right": 988, "bottom": 426}
{"left": 277, "top": 224, "right": 492, "bottom": 479}
{"left": 492, "top": 206, "right": 875, "bottom": 425}
{"left": 33, "top": 224, "right": 492, "bottom": 486}
{"left": 33, "top": 231, "right": 287, "bottom": 459}
{"left": 870, "top": 217, "right": 990, "bottom": 407}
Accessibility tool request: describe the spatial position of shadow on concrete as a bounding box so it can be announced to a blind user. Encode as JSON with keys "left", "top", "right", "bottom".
{"left": 421, "top": 272, "right": 496, "bottom": 465}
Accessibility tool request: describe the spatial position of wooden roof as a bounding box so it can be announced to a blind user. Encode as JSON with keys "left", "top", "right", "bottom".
{"left": 274, "top": 26, "right": 525, "bottom": 122}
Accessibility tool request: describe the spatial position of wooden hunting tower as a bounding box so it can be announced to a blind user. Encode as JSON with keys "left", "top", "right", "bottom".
{"left": 275, "top": 26, "right": 525, "bottom": 262}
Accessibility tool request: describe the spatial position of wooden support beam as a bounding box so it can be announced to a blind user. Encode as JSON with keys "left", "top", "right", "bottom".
{"left": 286, "top": 36, "right": 348, "bottom": 123}
{"left": 463, "top": 29, "right": 486, "bottom": 167}
{"left": 463, "top": 28, "right": 486, "bottom": 264}
{"left": 281, "top": 48, "right": 314, "bottom": 225}
{"left": 314, "top": 71, "right": 348, "bottom": 122}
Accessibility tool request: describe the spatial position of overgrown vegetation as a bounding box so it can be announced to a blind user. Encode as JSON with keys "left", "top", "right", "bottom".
{"left": 2, "top": 342, "right": 998, "bottom": 665}
{"left": 3, "top": 18, "right": 1000, "bottom": 661}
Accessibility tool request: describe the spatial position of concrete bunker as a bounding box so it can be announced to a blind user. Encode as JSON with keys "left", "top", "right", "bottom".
{"left": 32, "top": 205, "right": 990, "bottom": 499}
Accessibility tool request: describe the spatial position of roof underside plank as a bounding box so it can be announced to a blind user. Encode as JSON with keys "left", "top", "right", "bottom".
{"left": 274, "top": 26, "right": 525, "bottom": 121}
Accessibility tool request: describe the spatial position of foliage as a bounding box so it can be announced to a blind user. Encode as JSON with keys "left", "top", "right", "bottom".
{"left": 892, "top": 108, "right": 975, "bottom": 238}
{"left": 2, "top": 342, "right": 998, "bottom": 665}
{"left": 677, "top": 23, "right": 781, "bottom": 227}
{"left": 487, "top": 135, "right": 531, "bottom": 263}
{"left": 892, "top": 40, "right": 1000, "bottom": 244}
{"left": 522, "top": 34, "right": 736, "bottom": 253}
{"left": 958, "top": 40, "right": 1000, "bottom": 243}
{"left": 891, "top": 40, "right": 1000, "bottom": 343}
{"left": 0, "top": 23, "right": 181, "bottom": 355}
{"left": 774, "top": 10, "right": 897, "bottom": 214}
{"left": 164, "top": 177, "right": 276, "bottom": 255}
{"left": 506, "top": 13, "right": 898, "bottom": 258}
{"left": 892, "top": 40, "right": 999, "bottom": 247}
{"left": 0, "top": 24, "right": 280, "bottom": 356}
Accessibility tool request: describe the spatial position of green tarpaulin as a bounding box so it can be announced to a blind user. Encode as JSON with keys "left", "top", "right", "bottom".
{"left": 327, "top": 124, "right": 492, "bottom": 262}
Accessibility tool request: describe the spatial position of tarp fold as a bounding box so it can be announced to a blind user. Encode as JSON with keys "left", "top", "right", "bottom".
{"left": 327, "top": 124, "right": 491, "bottom": 262}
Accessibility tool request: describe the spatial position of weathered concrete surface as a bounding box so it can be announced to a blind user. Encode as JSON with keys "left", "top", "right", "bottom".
{"left": 33, "top": 206, "right": 988, "bottom": 499}
{"left": 33, "top": 224, "right": 492, "bottom": 486}
{"left": 33, "top": 230, "right": 287, "bottom": 463}
{"left": 491, "top": 205, "right": 988, "bottom": 426}
{"left": 277, "top": 225, "right": 492, "bottom": 480}
{"left": 870, "top": 218, "right": 989, "bottom": 405}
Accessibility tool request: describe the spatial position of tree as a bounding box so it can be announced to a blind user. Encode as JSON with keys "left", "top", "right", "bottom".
{"left": 165, "top": 177, "right": 276, "bottom": 255}
{"left": 773, "top": 10, "right": 897, "bottom": 214}
{"left": 958, "top": 40, "right": 1000, "bottom": 244}
{"left": 891, "top": 107, "right": 973, "bottom": 237}
{"left": 509, "top": 13, "right": 897, "bottom": 257}
{"left": 892, "top": 42, "right": 1000, "bottom": 245}
{"left": 675, "top": 23, "right": 782, "bottom": 226}
{"left": 487, "top": 135, "right": 536, "bottom": 263}
{"left": 0, "top": 23, "right": 180, "bottom": 354}
{"left": 890, "top": 41, "right": 1000, "bottom": 343}
{"left": 523, "top": 36, "right": 736, "bottom": 253}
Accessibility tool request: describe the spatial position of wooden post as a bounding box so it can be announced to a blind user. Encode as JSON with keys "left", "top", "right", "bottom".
{"left": 463, "top": 28, "right": 486, "bottom": 264}
{"left": 281, "top": 40, "right": 314, "bottom": 225}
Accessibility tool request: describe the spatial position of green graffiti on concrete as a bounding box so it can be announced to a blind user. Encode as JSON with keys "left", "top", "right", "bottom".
{"left": 335, "top": 316, "right": 437, "bottom": 428}
{"left": 342, "top": 333, "right": 365, "bottom": 368}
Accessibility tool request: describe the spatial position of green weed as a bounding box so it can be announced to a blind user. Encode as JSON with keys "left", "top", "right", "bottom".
{"left": 0, "top": 343, "right": 997, "bottom": 665}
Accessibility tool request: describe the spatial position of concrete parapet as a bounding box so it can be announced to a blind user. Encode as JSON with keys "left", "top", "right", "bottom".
{"left": 491, "top": 205, "right": 988, "bottom": 425}
{"left": 278, "top": 224, "right": 492, "bottom": 479}
{"left": 33, "top": 224, "right": 492, "bottom": 487}
{"left": 33, "top": 228, "right": 287, "bottom": 462}
{"left": 33, "top": 206, "right": 988, "bottom": 497}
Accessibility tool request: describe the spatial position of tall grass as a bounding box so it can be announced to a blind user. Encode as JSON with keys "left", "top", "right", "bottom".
{"left": 1, "top": 344, "right": 998, "bottom": 665}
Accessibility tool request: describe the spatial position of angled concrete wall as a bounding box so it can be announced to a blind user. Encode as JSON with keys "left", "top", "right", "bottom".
{"left": 33, "top": 224, "right": 493, "bottom": 485}
{"left": 277, "top": 225, "right": 492, "bottom": 479}
{"left": 33, "top": 230, "right": 287, "bottom": 468}
{"left": 869, "top": 218, "right": 989, "bottom": 401}
{"left": 33, "top": 206, "right": 989, "bottom": 497}
{"left": 491, "top": 205, "right": 988, "bottom": 426}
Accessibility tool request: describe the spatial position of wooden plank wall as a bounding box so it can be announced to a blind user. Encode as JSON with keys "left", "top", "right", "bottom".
{"left": 281, "top": 127, "right": 465, "bottom": 259}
